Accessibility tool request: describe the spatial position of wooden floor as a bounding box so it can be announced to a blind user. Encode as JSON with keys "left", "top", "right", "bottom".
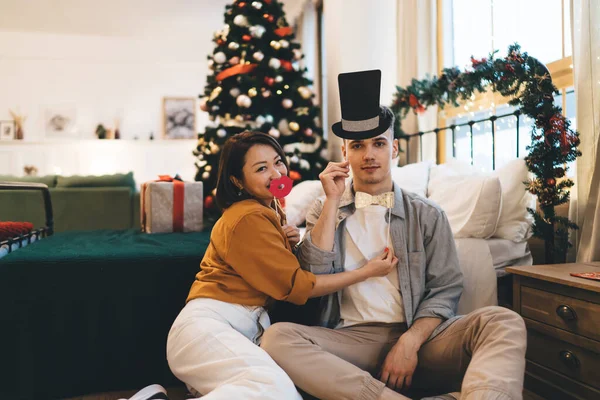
{"left": 65, "top": 387, "right": 547, "bottom": 400}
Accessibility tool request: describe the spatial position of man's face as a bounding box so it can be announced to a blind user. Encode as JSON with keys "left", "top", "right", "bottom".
{"left": 342, "top": 130, "right": 398, "bottom": 186}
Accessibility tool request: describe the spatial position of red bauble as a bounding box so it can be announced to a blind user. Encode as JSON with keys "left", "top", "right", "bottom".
{"left": 264, "top": 0, "right": 271, "bottom": 3}
{"left": 280, "top": 60, "right": 293, "bottom": 71}
{"left": 289, "top": 170, "right": 302, "bottom": 181}
{"left": 238, "top": 1, "right": 247, "bottom": 7}
{"left": 547, "top": 178, "right": 556, "bottom": 186}
{"left": 264, "top": 76, "right": 275, "bottom": 86}
{"left": 204, "top": 195, "right": 214, "bottom": 209}
{"left": 242, "top": 34, "right": 251, "bottom": 41}
{"left": 217, "top": 39, "right": 224, "bottom": 45}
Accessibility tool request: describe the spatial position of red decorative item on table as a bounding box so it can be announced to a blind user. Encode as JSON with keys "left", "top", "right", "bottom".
{"left": 141, "top": 175, "right": 204, "bottom": 233}
{"left": 570, "top": 272, "right": 600, "bottom": 281}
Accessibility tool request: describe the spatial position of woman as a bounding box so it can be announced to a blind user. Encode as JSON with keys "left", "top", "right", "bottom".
{"left": 166, "top": 131, "right": 397, "bottom": 400}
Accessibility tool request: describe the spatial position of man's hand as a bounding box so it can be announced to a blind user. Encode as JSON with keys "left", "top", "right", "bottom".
{"left": 283, "top": 224, "right": 301, "bottom": 248}
{"left": 378, "top": 333, "right": 420, "bottom": 392}
{"left": 318, "top": 161, "right": 350, "bottom": 201}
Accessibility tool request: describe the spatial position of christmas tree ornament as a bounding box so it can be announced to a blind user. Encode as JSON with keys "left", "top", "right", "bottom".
{"left": 295, "top": 107, "right": 310, "bottom": 116}
{"left": 289, "top": 170, "right": 301, "bottom": 181}
{"left": 282, "top": 98, "right": 293, "bottom": 109}
{"left": 269, "top": 58, "right": 281, "bottom": 69}
{"left": 229, "top": 56, "right": 240, "bottom": 65}
{"left": 204, "top": 195, "right": 214, "bottom": 209}
{"left": 264, "top": 76, "right": 274, "bottom": 86}
{"left": 242, "top": 34, "right": 251, "bottom": 42}
{"left": 199, "top": 97, "right": 209, "bottom": 112}
{"left": 229, "top": 88, "right": 241, "bottom": 97}
{"left": 289, "top": 121, "right": 300, "bottom": 132}
{"left": 292, "top": 49, "right": 302, "bottom": 60}
{"left": 276, "top": 89, "right": 282, "bottom": 95}
{"left": 202, "top": 172, "right": 210, "bottom": 180}
{"left": 547, "top": 178, "right": 556, "bottom": 186}
{"left": 256, "top": 115, "right": 266, "bottom": 125}
{"left": 278, "top": 119, "right": 292, "bottom": 135}
{"left": 263, "top": 13, "right": 275, "bottom": 23}
{"left": 262, "top": 90, "right": 271, "bottom": 98}
{"left": 268, "top": 127, "right": 280, "bottom": 138}
{"left": 290, "top": 155, "right": 299, "bottom": 163}
{"left": 275, "top": 75, "right": 283, "bottom": 82}
{"left": 270, "top": 40, "right": 282, "bottom": 50}
{"left": 234, "top": 15, "right": 249, "bottom": 27}
{"left": 298, "top": 86, "right": 311, "bottom": 99}
{"left": 214, "top": 52, "right": 227, "bottom": 64}
{"left": 208, "top": 59, "right": 215, "bottom": 69}
{"left": 228, "top": 42, "right": 240, "bottom": 50}
{"left": 217, "top": 128, "right": 227, "bottom": 137}
{"left": 206, "top": 165, "right": 212, "bottom": 172}
{"left": 209, "top": 86, "right": 222, "bottom": 101}
{"left": 279, "top": 40, "right": 289, "bottom": 48}
{"left": 248, "top": 87, "right": 258, "bottom": 97}
{"left": 265, "top": 115, "right": 274, "bottom": 123}
{"left": 236, "top": 94, "right": 252, "bottom": 108}
{"left": 238, "top": 2, "right": 247, "bottom": 7}
{"left": 304, "top": 127, "right": 313, "bottom": 136}
{"left": 253, "top": 51, "right": 265, "bottom": 61}
{"left": 280, "top": 60, "right": 293, "bottom": 71}
{"left": 235, "top": 114, "right": 244, "bottom": 122}
{"left": 252, "top": 1, "right": 263, "bottom": 10}
{"left": 268, "top": 175, "right": 293, "bottom": 198}
{"left": 212, "top": 105, "right": 220, "bottom": 111}
{"left": 300, "top": 159, "right": 310, "bottom": 170}
{"left": 249, "top": 25, "right": 266, "bottom": 38}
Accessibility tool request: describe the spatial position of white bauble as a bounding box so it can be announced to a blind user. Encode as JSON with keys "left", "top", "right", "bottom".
{"left": 206, "top": 165, "right": 212, "bottom": 172}
{"left": 269, "top": 58, "right": 281, "bottom": 69}
{"left": 229, "top": 56, "right": 240, "bottom": 65}
{"left": 256, "top": 115, "right": 266, "bottom": 125}
{"left": 249, "top": 25, "right": 266, "bottom": 38}
{"left": 228, "top": 42, "right": 240, "bottom": 50}
{"left": 236, "top": 94, "right": 252, "bottom": 108}
{"left": 213, "top": 52, "right": 227, "bottom": 64}
{"left": 265, "top": 115, "right": 274, "bottom": 123}
{"left": 281, "top": 98, "right": 293, "bottom": 109}
{"left": 279, "top": 40, "right": 289, "bottom": 48}
{"left": 252, "top": 1, "right": 263, "bottom": 9}
{"left": 262, "top": 90, "right": 271, "bottom": 98}
{"left": 274, "top": 75, "right": 283, "bottom": 83}
{"left": 253, "top": 51, "right": 265, "bottom": 62}
{"left": 202, "top": 171, "right": 210, "bottom": 179}
{"left": 233, "top": 15, "right": 249, "bottom": 27}
{"left": 229, "top": 88, "right": 241, "bottom": 97}
{"left": 269, "top": 128, "right": 280, "bottom": 138}
{"left": 298, "top": 86, "right": 311, "bottom": 99}
{"left": 278, "top": 119, "right": 292, "bottom": 136}
{"left": 217, "top": 128, "right": 227, "bottom": 137}
{"left": 290, "top": 155, "right": 299, "bottom": 163}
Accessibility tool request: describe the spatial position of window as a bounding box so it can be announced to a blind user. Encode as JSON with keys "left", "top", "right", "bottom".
{"left": 439, "top": 0, "right": 574, "bottom": 167}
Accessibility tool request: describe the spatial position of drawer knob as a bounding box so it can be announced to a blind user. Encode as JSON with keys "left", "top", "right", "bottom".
{"left": 556, "top": 305, "right": 577, "bottom": 321}
{"left": 559, "top": 350, "right": 580, "bottom": 369}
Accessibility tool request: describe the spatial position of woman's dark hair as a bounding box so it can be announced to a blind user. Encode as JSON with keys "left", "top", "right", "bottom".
{"left": 215, "top": 130, "right": 289, "bottom": 210}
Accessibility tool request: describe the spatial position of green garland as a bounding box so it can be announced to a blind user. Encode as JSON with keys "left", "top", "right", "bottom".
{"left": 390, "top": 44, "right": 581, "bottom": 264}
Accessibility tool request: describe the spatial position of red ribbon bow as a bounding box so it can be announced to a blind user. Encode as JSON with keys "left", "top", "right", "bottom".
{"left": 141, "top": 175, "right": 185, "bottom": 232}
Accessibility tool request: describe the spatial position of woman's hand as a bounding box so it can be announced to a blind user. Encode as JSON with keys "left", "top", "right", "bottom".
{"left": 360, "top": 249, "right": 398, "bottom": 279}
{"left": 283, "top": 224, "right": 301, "bottom": 248}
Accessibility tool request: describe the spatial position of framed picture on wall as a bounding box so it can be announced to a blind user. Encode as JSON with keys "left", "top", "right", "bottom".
{"left": 163, "top": 97, "right": 197, "bottom": 139}
{"left": 0, "top": 121, "right": 16, "bottom": 141}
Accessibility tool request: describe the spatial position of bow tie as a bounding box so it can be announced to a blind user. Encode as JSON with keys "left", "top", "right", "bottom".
{"left": 355, "top": 191, "right": 395, "bottom": 209}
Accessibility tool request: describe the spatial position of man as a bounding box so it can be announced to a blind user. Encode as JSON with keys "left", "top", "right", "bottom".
{"left": 261, "top": 70, "right": 527, "bottom": 400}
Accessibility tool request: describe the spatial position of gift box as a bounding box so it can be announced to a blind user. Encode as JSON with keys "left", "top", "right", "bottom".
{"left": 141, "top": 175, "right": 203, "bottom": 233}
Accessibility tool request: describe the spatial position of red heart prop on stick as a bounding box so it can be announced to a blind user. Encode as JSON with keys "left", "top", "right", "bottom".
{"left": 269, "top": 176, "right": 293, "bottom": 198}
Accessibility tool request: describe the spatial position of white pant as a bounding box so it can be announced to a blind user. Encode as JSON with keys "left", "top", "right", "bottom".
{"left": 166, "top": 298, "right": 303, "bottom": 400}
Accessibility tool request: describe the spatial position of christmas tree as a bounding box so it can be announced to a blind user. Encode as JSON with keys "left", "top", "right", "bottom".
{"left": 195, "top": 0, "right": 328, "bottom": 215}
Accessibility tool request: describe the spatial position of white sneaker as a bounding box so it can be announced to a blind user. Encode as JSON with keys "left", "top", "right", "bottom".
{"left": 118, "top": 384, "right": 169, "bottom": 400}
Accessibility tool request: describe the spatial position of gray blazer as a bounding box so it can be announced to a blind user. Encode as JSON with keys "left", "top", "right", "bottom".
{"left": 296, "top": 182, "right": 464, "bottom": 340}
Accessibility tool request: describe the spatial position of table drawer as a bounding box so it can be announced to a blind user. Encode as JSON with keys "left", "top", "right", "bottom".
{"left": 521, "top": 285, "right": 600, "bottom": 342}
{"left": 527, "top": 329, "right": 600, "bottom": 389}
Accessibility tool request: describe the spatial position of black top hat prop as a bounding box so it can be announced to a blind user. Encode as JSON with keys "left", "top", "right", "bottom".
{"left": 331, "top": 69, "right": 393, "bottom": 140}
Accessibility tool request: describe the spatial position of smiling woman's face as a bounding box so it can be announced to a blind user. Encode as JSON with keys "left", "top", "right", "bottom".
{"left": 239, "top": 144, "right": 288, "bottom": 206}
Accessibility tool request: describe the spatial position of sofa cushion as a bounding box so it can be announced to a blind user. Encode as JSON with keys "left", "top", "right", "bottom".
{"left": 0, "top": 174, "right": 57, "bottom": 187}
{"left": 56, "top": 172, "right": 135, "bottom": 190}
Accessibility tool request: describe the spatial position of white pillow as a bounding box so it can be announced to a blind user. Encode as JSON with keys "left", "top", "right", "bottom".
{"left": 492, "top": 158, "right": 535, "bottom": 242}
{"left": 284, "top": 180, "right": 324, "bottom": 226}
{"left": 428, "top": 162, "right": 502, "bottom": 238}
{"left": 391, "top": 161, "right": 432, "bottom": 198}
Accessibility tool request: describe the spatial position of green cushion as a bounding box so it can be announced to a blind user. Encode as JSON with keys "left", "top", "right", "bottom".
{"left": 56, "top": 172, "right": 135, "bottom": 190}
{"left": 0, "top": 175, "right": 56, "bottom": 187}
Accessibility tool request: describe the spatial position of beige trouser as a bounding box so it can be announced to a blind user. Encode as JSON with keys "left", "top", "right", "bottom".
{"left": 261, "top": 306, "right": 526, "bottom": 400}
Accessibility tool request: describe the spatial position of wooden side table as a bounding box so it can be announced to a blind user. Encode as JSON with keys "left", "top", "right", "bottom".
{"left": 506, "top": 262, "right": 600, "bottom": 400}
